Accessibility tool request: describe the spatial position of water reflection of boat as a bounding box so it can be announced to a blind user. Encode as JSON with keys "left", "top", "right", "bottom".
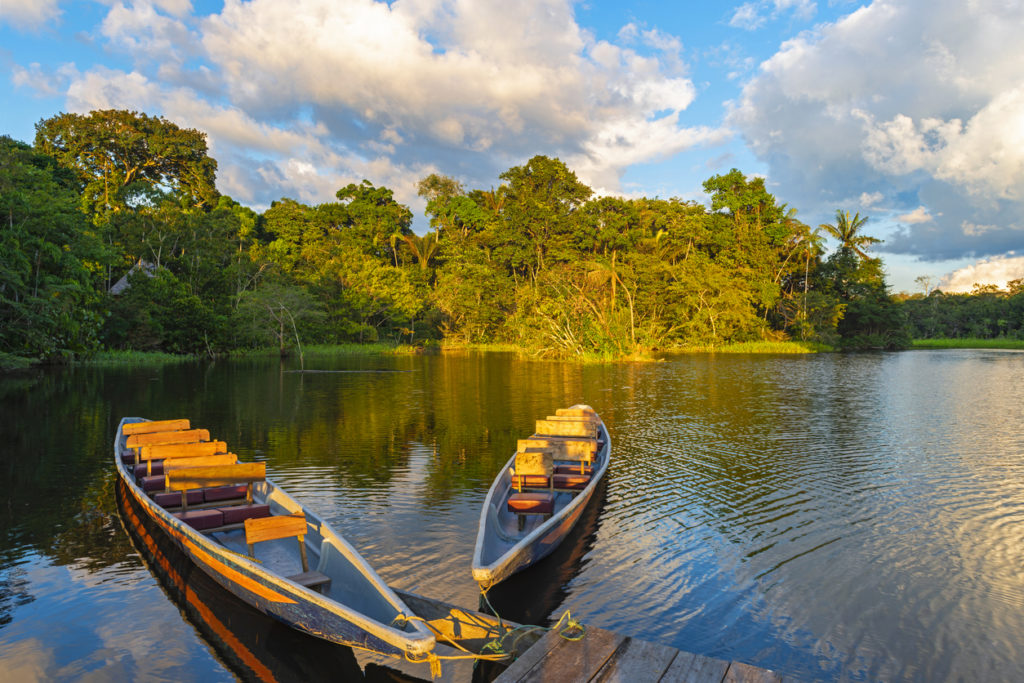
{"left": 114, "top": 418, "right": 434, "bottom": 659}
{"left": 472, "top": 406, "right": 611, "bottom": 588}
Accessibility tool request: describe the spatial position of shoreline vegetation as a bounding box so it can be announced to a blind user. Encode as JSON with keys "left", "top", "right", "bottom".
{"left": 911, "top": 338, "right": 1024, "bottom": 350}
{"left": 4, "top": 341, "right": 831, "bottom": 372}
{"left": 7, "top": 339, "right": 1024, "bottom": 373}
{"left": 4, "top": 110, "right": 1021, "bottom": 369}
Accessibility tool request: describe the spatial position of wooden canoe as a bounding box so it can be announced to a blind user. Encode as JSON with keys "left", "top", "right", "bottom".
{"left": 114, "top": 417, "right": 435, "bottom": 659}
{"left": 471, "top": 405, "right": 610, "bottom": 588}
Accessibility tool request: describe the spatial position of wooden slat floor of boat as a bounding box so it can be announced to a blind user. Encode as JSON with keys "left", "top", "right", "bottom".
{"left": 493, "top": 625, "right": 785, "bottom": 683}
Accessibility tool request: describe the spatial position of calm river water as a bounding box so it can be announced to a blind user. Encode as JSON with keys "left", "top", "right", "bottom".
{"left": 1, "top": 350, "right": 1023, "bottom": 682}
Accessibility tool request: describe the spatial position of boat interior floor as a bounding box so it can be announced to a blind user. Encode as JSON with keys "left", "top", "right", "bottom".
{"left": 210, "top": 527, "right": 328, "bottom": 590}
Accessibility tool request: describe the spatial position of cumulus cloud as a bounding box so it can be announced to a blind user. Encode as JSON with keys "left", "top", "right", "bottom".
{"left": 730, "top": 0, "right": 1024, "bottom": 261}
{"left": 43, "top": 0, "right": 713, "bottom": 214}
{"left": 63, "top": 65, "right": 434, "bottom": 210}
{"left": 898, "top": 206, "right": 933, "bottom": 224}
{"left": 0, "top": 0, "right": 61, "bottom": 30}
{"left": 940, "top": 253, "right": 1024, "bottom": 293}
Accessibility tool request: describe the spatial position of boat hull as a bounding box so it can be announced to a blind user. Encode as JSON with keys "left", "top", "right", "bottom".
{"left": 472, "top": 413, "right": 610, "bottom": 588}
{"left": 114, "top": 418, "right": 434, "bottom": 658}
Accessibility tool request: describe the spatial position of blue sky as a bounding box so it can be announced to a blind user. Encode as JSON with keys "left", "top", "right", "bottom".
{"left": 3, "top": 0, "right": 1023, "bottom": 292}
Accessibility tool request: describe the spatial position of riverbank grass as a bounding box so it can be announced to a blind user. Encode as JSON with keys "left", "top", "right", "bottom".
{"left": 672, "top": 341, "right": 832, "bottom": 354}
{"left": 912, "top": 338, "right": 1024, "bottom": 350}
{"left": 0, "top": 352, "right": 34, "bottom": 371}
{"left": 77, "top": 350, "right": 198, "bottom": 366}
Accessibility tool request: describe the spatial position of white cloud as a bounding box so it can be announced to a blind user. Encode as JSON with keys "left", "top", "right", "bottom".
{"left": 730, "top": 0, "right": 816, "bottom": 30}
{"left": 859, "top": 192, "right": 884, "bottom": 208}
{"left": 0, "top": 0, "right": 60, "bottom": 29}
{"left": 774, "top": 0, "right": 816, "bottom": 21}
{"left": 730, "top": 0, "right": 1024, "bottom": 261}
{"left": 940, "top": 253, "right": 1024, "bottom": 293}
{"left": 11, "top": 62, "right": 78, "bottom": 97}
{"left": 730, "top": 3, "right": 766, "bottom": 30}
{"left": 898, "top": 206, "right": 933, "bottom": 224}
{"left": 41, "top": 0, "right": 716, "bottom": 216}
{"left": 101, "top": 1, "right": 200, "bottom": 64}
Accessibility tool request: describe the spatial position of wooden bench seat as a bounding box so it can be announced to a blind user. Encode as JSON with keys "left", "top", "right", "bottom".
{"left": 244, "top": 514, "right": 330, "bottom": 592}
{"left": 165, "top": 462, "right": 265, "bottom": 511}
{"left": 130, "top": 440, "right": 229, "bottom": 471}
{"left": 509, "top": 450, "right": 555, "bottom": 529}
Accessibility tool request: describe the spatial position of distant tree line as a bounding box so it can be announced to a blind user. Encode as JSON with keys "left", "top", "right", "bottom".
{"left": 900, "top": 281, "right": 1024, "bottom": 340}
{"left": 19, "top": 108, "right": 1016, "bottom": 364}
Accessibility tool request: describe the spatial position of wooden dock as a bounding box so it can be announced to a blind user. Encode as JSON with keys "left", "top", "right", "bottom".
{"left": 494, "top": 626, "right": 785, "bottom": 683}
{"left": 394, "top": 589, "right": 786, "bottom": 682}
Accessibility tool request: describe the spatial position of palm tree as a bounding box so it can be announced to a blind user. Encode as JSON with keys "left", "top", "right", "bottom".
{"left": 820, "top": 210, "right": 880, "bottom": 259}
{"left": 402, "top": 232, "right": 441, "bottom": 271}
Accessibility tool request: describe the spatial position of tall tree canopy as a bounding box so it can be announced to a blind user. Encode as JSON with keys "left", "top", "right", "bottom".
{"left": 0, "top": 136, "right": 108, "bottom": 357}
{"left": 34, "top": 110, "right": 219, "bottom": 221}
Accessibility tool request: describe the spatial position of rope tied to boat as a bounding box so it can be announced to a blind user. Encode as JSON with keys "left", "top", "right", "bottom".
{"left": 391, "top": 586, "right": 589, "bottom": 679}
{"left": 477, "top": 584, "right": 587, "bottom": 652}
{"left": 394, "top": 613, "right": 515, "bottom": 680}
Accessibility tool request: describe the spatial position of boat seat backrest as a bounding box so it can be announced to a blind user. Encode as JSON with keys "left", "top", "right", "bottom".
{"left": 138, "top": 440, "right": 228, "bottom": 462}
{"left": 512, "top": 450, "right": 553, "bottom": 493}
{"left": 165, "top": 462, "right": 265, "bottom": 510}
{"left": 518, "top": 438, "right": 596, "bottom": 462}
{"left": 135, "top": 442, "right": 231, "bottom": 476}
{"left": 534, "top": 419, "right": 597, "bottom": 439}
{"left": 515, "top": 450, "right": 552, "bottom": 476}
{"left": 122, "top": 419, "right": 190, "bottom": 436}
{"left": 244, "top": 514, "right": 314, "bottom": 573}
{"left": 162, "top": 453, "right": 238, "bottom": 472}
{"left": 555, "top": 406, "right": 596, "bottom": 418}
{"left": 126, "top": 428, "right": 211, "bottom": 449}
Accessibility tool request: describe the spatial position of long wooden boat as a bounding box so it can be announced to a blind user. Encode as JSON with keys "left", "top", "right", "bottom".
{"left": 114, "top": 417, "right": 435, "bottom": 659}
{"left": 472, "top": 405, "right": 610, "bottom": 588}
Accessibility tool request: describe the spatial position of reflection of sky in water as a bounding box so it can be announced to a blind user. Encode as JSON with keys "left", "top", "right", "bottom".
{"left": 0, "top": 559, "right": 231, "bottom": 682}
{"left": 2, "top": 350, "right": 1024, "bottom": 681}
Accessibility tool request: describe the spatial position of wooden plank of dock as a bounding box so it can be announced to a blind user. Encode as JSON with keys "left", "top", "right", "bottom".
{"left": 494, "top": 625, "right": 784, "bottom": 683}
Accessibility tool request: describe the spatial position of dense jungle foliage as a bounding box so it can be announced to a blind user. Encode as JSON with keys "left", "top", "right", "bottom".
{"left": 5, "top": 109, "right": 1013, "bottom": 365}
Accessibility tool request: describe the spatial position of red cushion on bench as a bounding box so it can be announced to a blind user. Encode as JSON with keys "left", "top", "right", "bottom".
{"left": 554, "top": 473, "right": 590, "bottom": 490}
{"left": 511, "top": 474, "right": 550, "bottom": 489}
{"left": 553, "top": 463, "right": 593, "bottom": 476}
{"left": 133, "top": 461, "right": 164, "bottom": 478}
{"left": 218, "top": 504, "right": 271, "bottom": 525}
{"left": 173, "top": 509, "right": 224, "bottom": 531}
{"left": 204, "top": 485, "right": 249, "bottom": 503}
{"left": 140, "top": 475, "right": 165, "bottom": 492}
{"left": 508, "top": 492, "right": 554, "bottom": 514}
{"left": 153, "top": 490, "right": 203, "bottom": 508}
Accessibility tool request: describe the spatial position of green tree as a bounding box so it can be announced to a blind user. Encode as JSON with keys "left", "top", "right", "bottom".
{"left": 0, "top": 136, "right": 109, "bottom": 358}
{"left": 816, "top": 215, "right": 909, "bottom": 349}
{"left": 497, "top": 156, "right": 593, "bottom": 277}
{"left": 34, "top": 110, "right": 218, "bottom": 221}
{"left": 235, "top": 282, "right": 324, "bottom": 363}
